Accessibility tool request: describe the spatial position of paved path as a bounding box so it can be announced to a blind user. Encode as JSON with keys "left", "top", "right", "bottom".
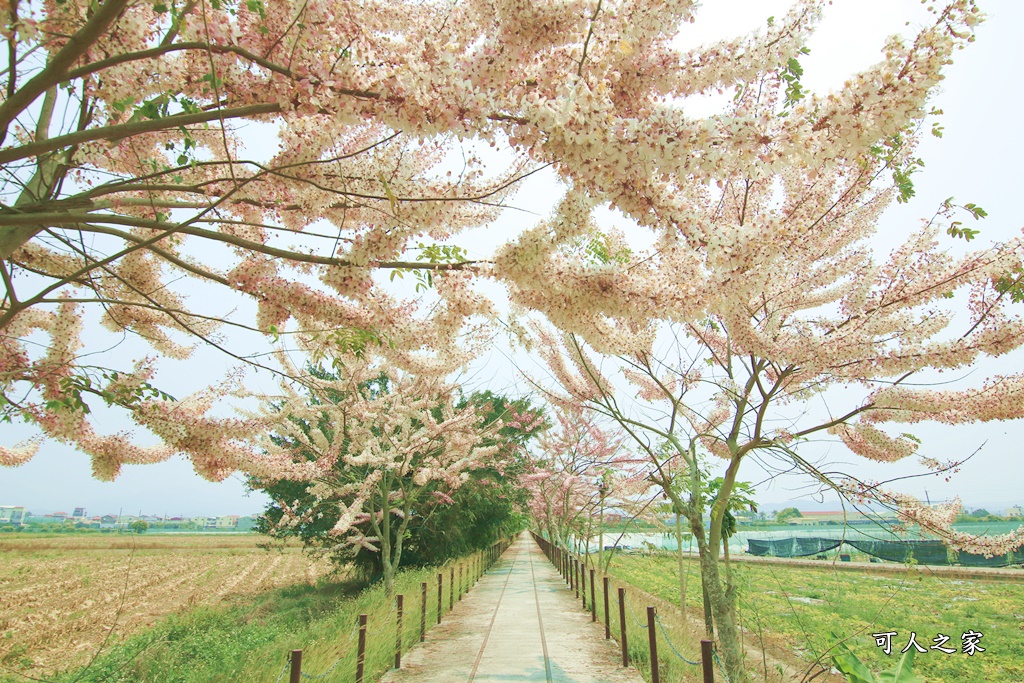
{"left": 379, "top": 534, "right": 643, "bottom": 683}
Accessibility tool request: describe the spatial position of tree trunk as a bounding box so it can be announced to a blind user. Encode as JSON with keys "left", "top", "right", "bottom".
{"left": 675, "top": 510, "right": 687, "bottom": 617}
{"left": 699, "top": 549, "right": 745, "bottom": 683}
{"left": 688, "top": 507, "right": 746, "bottom": 683}
{"left": 382, "top": 556, "right": 396, "bottom": 598}
{"left": 723, "top": 536, "right": 733, "bottom": 588}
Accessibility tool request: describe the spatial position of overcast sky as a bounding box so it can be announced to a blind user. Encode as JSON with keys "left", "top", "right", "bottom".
{"left": 4, "top": 0, "right": 1023, "bottom": 517}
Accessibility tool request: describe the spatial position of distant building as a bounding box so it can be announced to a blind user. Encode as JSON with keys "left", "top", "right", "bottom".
{"left": 791, "top": 510, "right": 898, "bottom": 526}
{"left": 73, "top": 507, "right": 86, "bottom": 518}
{"left": 0, "top": 506, "right": 26, "bottom": 525}
{"left": 1007, "top": 505, "right": 1023, "bottom": 517}
{"left": 216, "top": 515, "right": 240, "bottom": 528}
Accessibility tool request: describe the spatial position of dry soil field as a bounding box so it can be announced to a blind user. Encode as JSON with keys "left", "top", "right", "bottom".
{"left": 0, "top": 534, "right": 333, "bottom": 677}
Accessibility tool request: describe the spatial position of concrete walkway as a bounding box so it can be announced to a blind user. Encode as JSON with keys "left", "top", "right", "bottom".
{"left": 379, "top": 533, "right": 643, "bottom": 683}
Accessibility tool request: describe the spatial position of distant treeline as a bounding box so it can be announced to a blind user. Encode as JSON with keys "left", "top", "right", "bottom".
{"left": 0, "top": 521, "right": 256, "bottom": 533}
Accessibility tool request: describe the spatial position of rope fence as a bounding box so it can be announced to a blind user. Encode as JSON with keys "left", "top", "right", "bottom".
{"left": 531, "top": 530, "right": 729, "bottom": 683}
{"left": 271, "top": 535, "right": 514, "bottom": 683}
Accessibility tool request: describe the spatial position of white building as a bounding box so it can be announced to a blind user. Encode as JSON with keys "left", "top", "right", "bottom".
{"left": 0, "top": 506, "right": 26, "bottom": 524}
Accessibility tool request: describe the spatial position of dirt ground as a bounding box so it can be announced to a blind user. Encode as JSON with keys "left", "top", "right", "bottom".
{"left": 0, "top": 534, "right": 333, "bottom": 676}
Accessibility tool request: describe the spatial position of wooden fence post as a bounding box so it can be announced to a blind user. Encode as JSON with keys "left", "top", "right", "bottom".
{"left": 437, "top": 573, "right": 443, "bottom": 624}
{"left": 590, "top": 569, "right": 596, "bottom": 621}
{"left": 701, "top": 639, "right": 715, "bottom": 683}
{"left": 580, "top": 560, "right": 586, "bottom": 606}
{"left": 618, "top": 587, "right": 628, "bottom": 667}
{"left": 356, "top": 614, "right": 367, "bottom": 683}
{"left": 603, "top": 576, "right": 611, "bottom": 639}
{"left": 289, "top": 649, "right": 302, "bottom": 683}
{"left": 420, "top": 582, "right": 427, "bottom": 642}
{"left": 449, "top": 567, "right": 455, "bottom": 610}
{"left": 647, "top": 606, "right": 659, "bottom": 683}
{"left": 395, "top": 595, "right": 404, "bottom": 669}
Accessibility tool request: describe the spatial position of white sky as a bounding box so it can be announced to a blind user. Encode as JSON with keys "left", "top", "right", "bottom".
{"left": 4, "top": 0, "right": 1023, "bottom": 517}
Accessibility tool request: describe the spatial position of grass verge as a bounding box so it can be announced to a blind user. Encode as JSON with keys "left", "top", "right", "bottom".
{"left": 607, "top": 552, "right": 1024, "bottom": 683}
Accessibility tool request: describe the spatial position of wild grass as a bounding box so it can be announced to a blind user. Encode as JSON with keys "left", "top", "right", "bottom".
{"left": 549, "top": 552, "right": 797, "bottom": 683}
{"left": 606, "top": 552, "right": 1024, "bottom": 683}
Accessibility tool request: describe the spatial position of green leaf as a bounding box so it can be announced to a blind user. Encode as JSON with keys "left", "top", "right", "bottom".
{"left": 876, "top": 648, "right": 924, "bottom": 683}
{"left": 379, "top": 172, "right": 399, "bottom": 216}
{"left": 111, "top": 97, "right": 135, "bottom": 114}
{"left": 245, "top": 0, "right": 266, "bottom": 19}
{"left": 781, "top": 57, "right": 806, "bottom": 109}
{"left": 829, "top": 634, "right": 877, "bottom": 683}
{"left": 964, "top": 203, "right": 988, "bottom": 219}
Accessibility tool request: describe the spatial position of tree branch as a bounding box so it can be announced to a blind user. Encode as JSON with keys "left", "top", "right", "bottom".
{"left": 0, "top": 0, "right": 130, "bottom": 144}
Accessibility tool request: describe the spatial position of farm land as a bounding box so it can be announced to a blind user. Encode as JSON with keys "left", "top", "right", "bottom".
{"left": 0, "top": 534, "right": 334, "bottom": 679}
{"left": 608, "top": 553, "right": 1024, "bottom": 683}
{"left": 5, "top": 532, "right": 1024, "bottom": 683}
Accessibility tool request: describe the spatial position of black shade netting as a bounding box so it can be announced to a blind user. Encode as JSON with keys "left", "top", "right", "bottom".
{"left": 747, "top": 537, "right": 843, "bottom": 557}
{"left": 746, "top": 537, "right": 1024, "bottom": 567}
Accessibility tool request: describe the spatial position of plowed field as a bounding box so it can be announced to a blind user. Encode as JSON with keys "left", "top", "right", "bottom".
{"left": 0, "top": 534, "right": 333, "bottom": 677}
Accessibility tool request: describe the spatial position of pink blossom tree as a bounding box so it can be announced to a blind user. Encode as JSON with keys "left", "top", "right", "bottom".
{"left": 0, "top": 0, "right": 532, "bottom": 475}
{"left": 251, "top": 354, "right": 502, "bottom": 597}
{"left": 509, "top": 2, "right": 1024, "bottom": 677}
{"left": 524, "top": 403, "right": 636, "bottom": 559}
{"left": 3, "top": 0, "right": 995, "bottom": 485}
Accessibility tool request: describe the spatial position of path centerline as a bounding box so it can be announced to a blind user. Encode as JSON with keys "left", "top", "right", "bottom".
{"left": 467, "top": 542, "right": 520, "bottom": 682}
{"left": 379, "top": 533, "right": 642, "bottom": 683}
{"left": 527, "top": 541, "right": 553, "bottom": 683}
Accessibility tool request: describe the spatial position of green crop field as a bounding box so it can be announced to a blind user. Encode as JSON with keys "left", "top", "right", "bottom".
{"left": 607, "top": 553, "right": 1024, "bottom": 683}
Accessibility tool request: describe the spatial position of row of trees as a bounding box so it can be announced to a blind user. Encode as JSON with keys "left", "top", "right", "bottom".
{"left": 4, "top": 1, "right": 1024, "bottom": 680}
{"left": 249, "top": 360, "right": 545, "bottom": 596}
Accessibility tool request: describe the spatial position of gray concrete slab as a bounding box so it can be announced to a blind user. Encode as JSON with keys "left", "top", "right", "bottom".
{"left": 379, "top": 533, "right": 643, "bottom": 683}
